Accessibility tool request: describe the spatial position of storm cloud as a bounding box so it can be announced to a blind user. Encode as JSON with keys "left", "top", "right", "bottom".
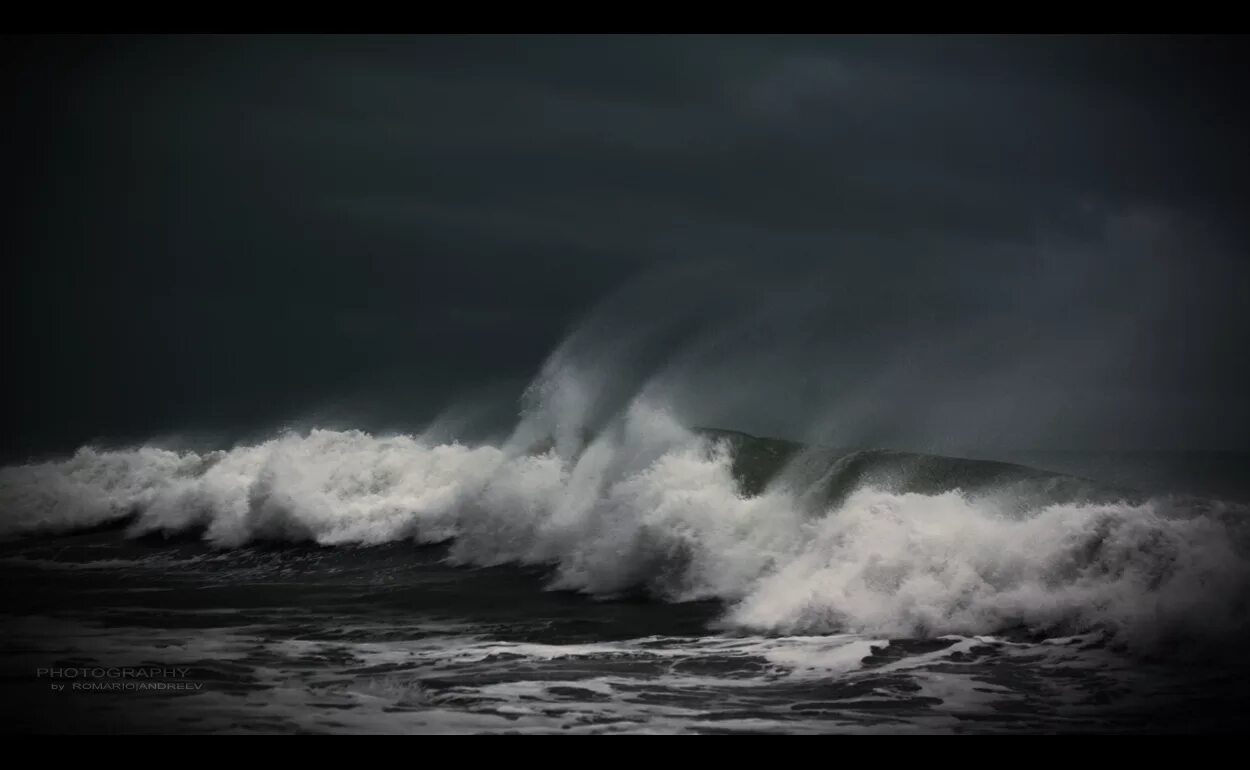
{"left": 5, "top": 34, "right": 1249, "bottom": 458}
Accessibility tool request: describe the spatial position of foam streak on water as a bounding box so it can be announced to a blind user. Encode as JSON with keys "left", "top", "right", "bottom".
{"left": 5, "top": 611, "right": 1236, "bottom": 735}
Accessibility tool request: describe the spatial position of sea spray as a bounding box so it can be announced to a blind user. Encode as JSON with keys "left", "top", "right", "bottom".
{"left": 3, "top": 403, "right": 1246, "bottom": 648}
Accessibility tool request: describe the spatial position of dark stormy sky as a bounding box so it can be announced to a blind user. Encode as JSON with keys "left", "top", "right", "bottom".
{"left": 5, "top": 34, "right": 1250, "bottom": 459}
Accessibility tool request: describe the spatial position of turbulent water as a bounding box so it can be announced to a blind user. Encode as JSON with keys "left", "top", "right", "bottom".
{"left": 2, "top": 403, "right": 1249, "bottom": 733}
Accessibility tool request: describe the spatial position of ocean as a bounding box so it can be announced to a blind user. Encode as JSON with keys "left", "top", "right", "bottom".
{"left": 2, "top": 406, "right": 1248, "bottom": 734}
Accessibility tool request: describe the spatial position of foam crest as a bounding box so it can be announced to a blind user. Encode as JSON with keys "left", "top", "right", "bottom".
{"left": 2, "top": 404, "right": 1247, "bottom": 647}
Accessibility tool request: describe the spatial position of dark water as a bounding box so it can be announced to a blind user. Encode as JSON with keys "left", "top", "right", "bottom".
{"left": 2, "top": 533, "right": 1248, "bottom": 734}
{"left": 1, "top": 430, "right": 1249, "bottom": 733}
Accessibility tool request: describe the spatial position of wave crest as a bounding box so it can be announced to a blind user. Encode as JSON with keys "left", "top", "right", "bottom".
{"left": 2, "top": 404, "right": 1246, "bottom": 647}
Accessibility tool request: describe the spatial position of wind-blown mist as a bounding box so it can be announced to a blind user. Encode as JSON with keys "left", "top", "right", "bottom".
{"left": 634, "top": 210, "right": 1242, "bottom": 452}
{"left": 4, "top": 255, "right": 1249, "bottom": 651}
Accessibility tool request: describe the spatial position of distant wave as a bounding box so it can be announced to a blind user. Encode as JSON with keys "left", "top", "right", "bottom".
{"left": 3, "top": 402, "right": 1247, "bottom": 650}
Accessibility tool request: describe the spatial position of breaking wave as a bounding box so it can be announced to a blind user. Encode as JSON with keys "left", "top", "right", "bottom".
{"left": 2, "top": 400, "right": 1247, "bottom": 650}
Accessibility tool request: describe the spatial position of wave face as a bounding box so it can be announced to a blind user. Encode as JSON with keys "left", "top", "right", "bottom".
{"left": 3, "top": 402, "right": 1247, "bottom": 650}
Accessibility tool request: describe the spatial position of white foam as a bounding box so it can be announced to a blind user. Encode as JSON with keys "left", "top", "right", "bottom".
{"left": 7, "top": 614, "right": 1231, "bottom": 734}
{"left": 2, "top": 401, "right": 1247, "bottom": 646}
